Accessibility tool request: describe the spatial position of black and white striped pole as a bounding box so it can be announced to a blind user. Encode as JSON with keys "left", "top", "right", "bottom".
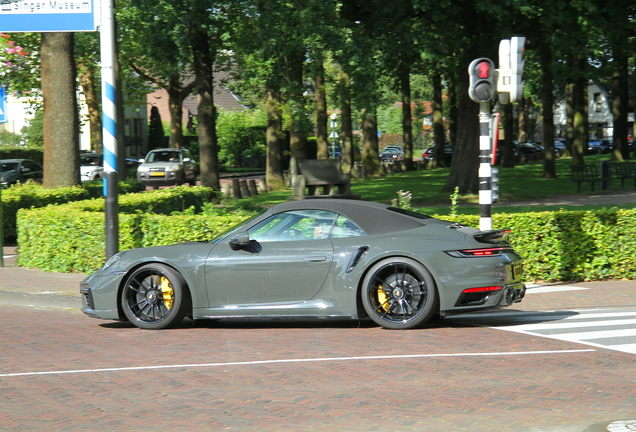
{"left": 468, "top": 58, "right": 496, "bottom": 231}
{"left": 478, "top": 102, "right": 493, "bottom": 231}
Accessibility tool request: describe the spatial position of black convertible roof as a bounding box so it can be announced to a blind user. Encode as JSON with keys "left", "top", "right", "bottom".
{"left": 271, "top": 199, "right": 430, "bottom": 236}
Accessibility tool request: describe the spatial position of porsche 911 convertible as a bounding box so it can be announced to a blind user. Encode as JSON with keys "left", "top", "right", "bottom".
{"left": 80, "top": 199, "right": 525, "bottom": 330}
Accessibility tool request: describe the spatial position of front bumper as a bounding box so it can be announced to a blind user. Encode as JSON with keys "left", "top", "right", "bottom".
{"left": 138, "top": 171, "right": 183, "bottom": 186}
{"left": 80, "top": 273, "right": 125, "bottom": 321}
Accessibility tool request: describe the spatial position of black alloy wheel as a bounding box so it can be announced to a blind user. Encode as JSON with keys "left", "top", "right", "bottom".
{"left": 361, "top": 258, "right": 438, "bottom": 330}
{"left": 121, "top": 263, "right": 191, "bottom": 329}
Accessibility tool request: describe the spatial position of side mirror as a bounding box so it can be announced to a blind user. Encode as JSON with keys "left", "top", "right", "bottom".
{"left": 229, "top": 232, "right": 250, "bottom": 251}
{"left": 183, "top": 158, "right": 191, "bottom": 162}
{"left": 138, "top": 158, "right": 144, "bottom": 163}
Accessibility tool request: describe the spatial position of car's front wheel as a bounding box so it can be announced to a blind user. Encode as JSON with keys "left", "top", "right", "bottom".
{"left": 361, "top": 258, "right": 438, "bottom": 330}
{"left": 121, "top": 263, "right": 191, "bottom": 329}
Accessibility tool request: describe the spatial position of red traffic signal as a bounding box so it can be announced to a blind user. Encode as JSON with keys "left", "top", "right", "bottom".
{"left": 468, "top": 58, "right": 496, "bottom": 103}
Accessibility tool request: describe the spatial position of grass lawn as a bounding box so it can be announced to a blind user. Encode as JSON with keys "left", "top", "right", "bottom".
{"left": 245, "top": 154, "right": 636, "bottom": 215}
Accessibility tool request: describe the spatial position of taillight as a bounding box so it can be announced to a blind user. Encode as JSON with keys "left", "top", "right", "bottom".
{"left": 445, "top": 247, "right": 509, "bottom": 258}
{"left": 461, "top": 286, "right": 502, "bottom": 294}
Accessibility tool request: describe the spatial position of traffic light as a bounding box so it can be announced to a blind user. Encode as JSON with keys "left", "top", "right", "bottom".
{"left": 468, "top": 58, "right": 496, "bottom": 103}
{"left": 491, "top": 167, "right": 499, "bottom": 203}
{"left": 497, "top": 36, "right": 526, "bottom": 104}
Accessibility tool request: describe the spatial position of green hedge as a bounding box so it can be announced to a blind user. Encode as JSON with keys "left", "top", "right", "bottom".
{"left": 438, "top": 208, "right": 636, "bottom": 282}
{"left": 1, "top": 180, "right": 146, "bottom": 243}
{"left": 16, "top": 194, "right": 636, "bottom": 281}
{"left": 16, "top": 186, "right": 237, "bottom": 273}
{"left": 0, "top": 148, "right": 44, "bottom": 164}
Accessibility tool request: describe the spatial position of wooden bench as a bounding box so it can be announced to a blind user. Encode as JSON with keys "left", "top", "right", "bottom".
{"left": 290, "top": 157, "right": 359, "bottom": 199}
{"left": 571, "top": 164, "right": 603, "bottom": 192}
{"left": 611, "top": 161, "right": 636, "bottom": 188}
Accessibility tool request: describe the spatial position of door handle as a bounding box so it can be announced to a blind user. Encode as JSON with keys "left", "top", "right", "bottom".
{"left": 304, "top": 256, "right": 327, "bottom": 262}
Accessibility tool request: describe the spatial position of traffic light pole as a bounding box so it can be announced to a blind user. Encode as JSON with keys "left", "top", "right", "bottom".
{"left": 478, "top": 101, "right": 493, "bottom": 231}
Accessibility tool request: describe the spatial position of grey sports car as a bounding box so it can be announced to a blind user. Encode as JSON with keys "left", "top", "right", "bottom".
{"left": 80, "top": 199, "right": 525, "bottom": 330}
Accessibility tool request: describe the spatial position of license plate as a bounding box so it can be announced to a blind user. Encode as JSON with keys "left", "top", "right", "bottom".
{"left": 150, "top": 172, "right": 165, "bottom": 177}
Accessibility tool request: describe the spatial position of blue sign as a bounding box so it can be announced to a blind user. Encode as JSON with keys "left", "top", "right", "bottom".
{"left": 0, "top": 0, "right": 97, "bottom": 32}
{"left": 0, "top": 87, "right": 6, "bottom": 123}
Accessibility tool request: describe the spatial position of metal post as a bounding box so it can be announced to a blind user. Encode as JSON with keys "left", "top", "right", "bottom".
{"left": 100, "top": 0, "right": 119, "bottom": 259}
{"left": 478, "top": 101, "right": 493, "bottom": 231}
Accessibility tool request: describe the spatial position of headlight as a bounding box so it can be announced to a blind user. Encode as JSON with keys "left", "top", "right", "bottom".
{"left": 169, "top": 164, "right": 181, "bottom": 172}
{"left": 137, "top": 166, "right": 149, "bottom": 173}
{"left": 102, "top": 250, "right": 127, "bottom": 271}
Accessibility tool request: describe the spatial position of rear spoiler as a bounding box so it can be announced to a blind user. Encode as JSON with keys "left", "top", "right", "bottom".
{"left": 473, "top": 229, "right": 512, "bottom": 243}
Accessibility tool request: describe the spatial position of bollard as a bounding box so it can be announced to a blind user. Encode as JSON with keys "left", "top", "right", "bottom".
{"left": 239, "top": 179, "right": 251, "bottom": 197}
{"left": 248, "top": 179, "right": 258, "bottom": 196}
{"left": 232, "top": 178, "right": 241, "bottom": 198}
{"left": 600, "top": 160, "right": 611, "bottom": 191}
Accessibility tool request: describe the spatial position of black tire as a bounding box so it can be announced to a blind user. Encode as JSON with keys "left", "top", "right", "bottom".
{"left": 361, "top": 258, "right": 438, "bottom": 330}
{"left": 121, "top": 263, "right": 191, "bottom": 329}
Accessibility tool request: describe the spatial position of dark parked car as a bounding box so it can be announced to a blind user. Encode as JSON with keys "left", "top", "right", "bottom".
{"left": 80, "top": 199, "right": 526, "bottom": 330}
{"left": 422, "top": 145, "right": 453, "bottom": 165}
{"left": 516, "top": 142, "right": 543, "bottom": 154}
{"left": 137, "top": 148, "right": 197, "bottom": 188}
{"left": 0, "top": 159, "right": 43, "bottom": 188}
{"left": 588, "top": 140, "right": 612, "bottom": 154}
{"left": 379, "top": 147, "right": 404, "bottom": 163}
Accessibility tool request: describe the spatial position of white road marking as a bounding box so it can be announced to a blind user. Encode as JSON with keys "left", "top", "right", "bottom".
{"left": 0, "top": 349, "right": 595, "bottom": 378}
{"left": 525, "top": 285, "right": 588, "bottom": 293}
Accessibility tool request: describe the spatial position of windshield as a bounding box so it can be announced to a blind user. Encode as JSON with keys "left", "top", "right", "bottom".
{"left": 0, "top": 162, "right": 18, "bottom": 172}
{"left": 146, "top": 151, "right": 181, "bottom": 163}
{"left": 80, "top": 155, "right": 103, "bottom": 166}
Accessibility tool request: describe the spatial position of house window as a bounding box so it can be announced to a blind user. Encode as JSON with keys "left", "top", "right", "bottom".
{"left": 594, "top": 93, "right": 602, "bottom": 113}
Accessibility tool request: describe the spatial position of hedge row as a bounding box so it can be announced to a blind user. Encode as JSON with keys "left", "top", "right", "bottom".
{"left": 16, "top": 198, "right": 636, "bottom": 281}
{"left": 439, "top": 209, "right": 636, "bottom": 282}
{"left": 17, "top": 208, "right": 242, "bottom": 273}
{"left": 1, "top": 181, "right": 145, "bottom": 243}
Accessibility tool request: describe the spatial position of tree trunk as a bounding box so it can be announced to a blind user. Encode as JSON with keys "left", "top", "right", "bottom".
{"left": 442, "top": 63, "right": 479, "bottom": 193}
{"left": 501, "top": 103, "right": 515, "bottom": 168}
{"left": 565, "top": 82, "right": 575, "bottom": 157}
{"left": 572, "top": 69, "right": 586, "bottom": 165}
{"left": 540, "top": 41, "right": 556, "bottom": 179}
{"left": 400, "top": 64, "right": 413, "bottom": 170}
{"left": 448, "top": 76, "right": 458, "bottom": 148}
{"left": 611, "top": 50, "right": 629, "bottom": 161}
{"left": 339, "top": 66, "right": 353, "bottom": 174}
{"left": 517, "top": 96, "right": 528, "bottom": 143}
{"left": 265, "top": 92, "right": 285, "bottom": 189}
{"left": 192, "top": 32, "right": 219, "bottom": 189}
{"left": 315, "top": 71, "right": 329, "bottom": 159}
{"left": 361, "top": 110, "right": 381, "bottom": 176}
{"left": 77, "top": 58, "right": 102, "bottom": 153}
{"left": 41, "top": 32, "right": 80, "bottom": 188}
{"left": 431, "top": 71, "right": 445, "bottom": 168}
{"left": 167, "top": 74, "right": 195, "bottom": 149}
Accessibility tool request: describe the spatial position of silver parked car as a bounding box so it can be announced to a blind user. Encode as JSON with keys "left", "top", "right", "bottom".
{"left": 80, "top": 199, "right": 526, "bottom": 330}
{"left": 136, "top": 148, "right": 197, "bottom": 188}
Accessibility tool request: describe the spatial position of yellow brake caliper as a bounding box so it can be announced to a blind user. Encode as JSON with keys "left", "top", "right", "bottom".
{"left": 377, "top": 284, "right": 389, "bottom": 311}
{"left": 159, "top": 277, "right": 174, "bottom": 309}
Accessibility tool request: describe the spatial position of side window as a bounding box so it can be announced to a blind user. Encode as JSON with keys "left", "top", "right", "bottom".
{"left": 182, "top": 150, "right": 193, "bottom": 160}
{"left": 248, "top": 210, "right": 338, "bottom": 242}
{"left": 330, "top": 215, "right": 366, "bottom": 239}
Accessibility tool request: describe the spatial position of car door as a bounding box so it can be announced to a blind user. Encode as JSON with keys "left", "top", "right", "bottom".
{"left": 205, "top": 210, "right": 337, "bottom": 308}
{"left": 180, "top": 149, "right": 196, "bottom": 182}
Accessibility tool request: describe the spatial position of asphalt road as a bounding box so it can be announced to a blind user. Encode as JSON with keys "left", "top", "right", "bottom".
{"left": 1, "top": 277, "right": 635, "bottom": 432}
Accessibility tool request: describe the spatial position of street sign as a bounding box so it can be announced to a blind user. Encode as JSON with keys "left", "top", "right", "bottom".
{"left": 0, "top": 87, "right": 6, "bottom": 123}
{"left": 0, "top": 0, "right": 98, "bottom": 32}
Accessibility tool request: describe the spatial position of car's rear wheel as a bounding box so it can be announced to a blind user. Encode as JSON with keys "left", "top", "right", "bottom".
{"left": 361, "top": 258, "right": 437, "bottom": 330}
{"left": 121, "top": 263, "right": 191, "bottom": 329}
